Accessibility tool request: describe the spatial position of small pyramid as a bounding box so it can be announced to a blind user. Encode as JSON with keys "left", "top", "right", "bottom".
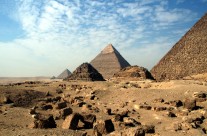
{"left": 90, "top": 44, "right": 130, "bottom": 79}
{"left": 65, "top": 63, "right": 105, "bottom": 81}
{"left": 113, "top": 66, "right": 154, "bottom": 80}
{"left": 151, "top": 13, "right": 207, "bottom": 81}
{"left": 57, "top": 69, "right": 71, "bottom": 79}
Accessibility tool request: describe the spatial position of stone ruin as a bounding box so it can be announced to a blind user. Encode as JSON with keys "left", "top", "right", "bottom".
{"left": 112, "top": 65, "right": 154, "bottom": 80}
{"left": 65, "top": 63, "right": 105, "bottom": 81}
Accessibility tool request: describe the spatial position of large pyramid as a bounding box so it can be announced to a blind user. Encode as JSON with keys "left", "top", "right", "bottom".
{"left": 57, "top": 69, "right": 71, "bottom": 79}
{"left": 151, "top": 13, "right": 207, "bottom": 81}
{"left": 90, "top": 44, "right": 130, "bottom": 79}
{"left": 65, "top": 63, "right": 105, "bottom": 81}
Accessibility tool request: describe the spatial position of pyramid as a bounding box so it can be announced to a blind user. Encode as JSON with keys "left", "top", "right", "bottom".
{"left": 151, "top": 13, "right": 207, "bottom": 81}
{"left": 65, "top": 63, "right": 105, "bottom": 81}
{"left": 57, "top": 69, "right": 71, "bottom": 79}
{"left": 90, "top": 44, "right": 130, "bottom": 79}
{"left": 113, "top": 65, "right": 154, "bottom": 80}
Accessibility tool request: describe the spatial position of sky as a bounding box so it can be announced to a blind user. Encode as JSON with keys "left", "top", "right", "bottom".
{"left": 0, "top": 0, "right": 206, "bottom": 77}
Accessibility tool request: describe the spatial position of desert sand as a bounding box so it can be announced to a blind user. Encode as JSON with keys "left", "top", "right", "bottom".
{"left": 0, "top": 78, "right": 207, "bottom": 136}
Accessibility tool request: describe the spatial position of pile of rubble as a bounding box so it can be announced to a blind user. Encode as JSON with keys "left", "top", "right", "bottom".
{"left": 26, "top": 88, "right": 207, "bottom": 135}
{"left": 66, "top": 63, "right": 105, "bottom": 81}
{"left": 1, "top": 82, "right": 207, "bottom": 135}
{"left": 113, "top": 66, "right": 154, "bottom": 81}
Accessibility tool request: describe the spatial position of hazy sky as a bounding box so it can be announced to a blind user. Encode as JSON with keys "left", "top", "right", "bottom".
{"left": 0, "top": 0, "right": 206, "bottom": 77}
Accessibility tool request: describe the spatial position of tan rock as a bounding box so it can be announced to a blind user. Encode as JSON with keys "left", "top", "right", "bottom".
{"left": 62, "top": 113, "right": 80, "bottom": 130}
{"left": 58, "top": 107, "right": 73, "bottom": 119}
{"left": 30, "top": 115, "right": 56, "bottom": 129}
{"left": 54, "top": 101, "right": 67, "bottom": 109}
{"left": 183, "top": 98, "right": 196, "bottom": 111}
{"left": 80, "top": 114, "right": 96, "bottom": 129}
{"left": 93, "top": 119, "right": 115, "bottom": 135}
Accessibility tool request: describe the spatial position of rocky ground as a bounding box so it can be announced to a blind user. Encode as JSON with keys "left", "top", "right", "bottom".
{"left": 0, "top": 79, "right": 207, "bottom": 136}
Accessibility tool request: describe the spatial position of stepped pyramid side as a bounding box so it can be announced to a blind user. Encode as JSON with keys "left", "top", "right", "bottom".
{"left": 151, "top": 13, "right": 207, "bottom": 81}
{"left": 57, "top": 69, "right": 71, "bottom": 79}
{"left": 90, "top": 44, "right": 130, "bottom": 79}
{"left": 65, "top": 63, "right": 105, "bottom": 81}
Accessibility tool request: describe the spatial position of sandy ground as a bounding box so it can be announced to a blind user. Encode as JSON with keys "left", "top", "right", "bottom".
{"left": 0, "top": 78, "right": 207, "bottom": 136}
{"left": 0, "top": 77, "right": 56, "bottom": 85}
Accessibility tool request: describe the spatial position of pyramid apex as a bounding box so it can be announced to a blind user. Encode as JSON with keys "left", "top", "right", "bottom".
{"left": 101, "top": 44, "right": 116, "bottom": 54}
{"left": 90, "top": 43, "right": 130, "bottom": 79}
{"left": 57, "top": 68, "right": 71, "bottom": 79}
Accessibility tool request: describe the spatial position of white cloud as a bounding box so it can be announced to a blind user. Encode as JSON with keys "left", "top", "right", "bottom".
{"left": 0, "top": 0, "right": 200, "bottom": 76}
{"left": 117, "top": 5, "right": 152, "bottom": 17}
{"left": 125, "top": 37, "right": 174, "bottom": 69}
{"left": 176, "top": 0, "right": 185, "bottom": 4}
{"left": 139, "top": 0, "right": 158, "bottom": 6}
{"left": 151, "top": 5, "right": 196, "bottom": 30}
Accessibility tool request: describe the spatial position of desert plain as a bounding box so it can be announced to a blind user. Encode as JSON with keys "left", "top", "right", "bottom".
{"left": 0, "top": 76, "right": 207, "bottom": 136}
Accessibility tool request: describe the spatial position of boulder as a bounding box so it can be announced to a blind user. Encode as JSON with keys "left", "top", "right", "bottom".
{"left": 137, "top": 104, "right": 152, "bottom": 110}
{"left": 167, "top": 111, "right": 177, "bottom": 117}
{"left": 41, "top": 104, "right": 53, "bottom": 110}
{"left": 29, "top": 109, "right": 36, "bottom": 115}
{"left": 184, "top": 112, "right": 204, "bottom": 128}
{"left": 45, "top": 91, "right": 51, "bottom": 97}
{"left": 113, "top": 114, "right": 124, "bottom": 122}
{"left": 55, "top": 101, "right": 67, "bottom": 109}
{"left": 173, "top": 122, "right": 182, "bottom": 131}
{"left": 112, "top": 111, "right": 129, "bottom": 122}
{"left": 109, "top": 127, "right": 145, "bottom": 136}
{"left": 80, "top": 114, "right": 96, "bottom": 129}
{"left": 81, "top": 104, "right": 92, "bottom": 112}
{"left": 93, "top": 119, "right": 115, "bottom": 135}
{"left": 56, "top": 88, "right": 63, "bottom": 94}
{"left": 183, "top": 98, "right": 196, "bottom": 110}
{"left": 121, "top": 126, "right": 145, "bottom": 136}
{"left": 201, "top": 119, "right": 207, "bottom": 134}
{"left": 193, "top": 92, "right": 206, "bottom": 98}
{"left": 62, "top": 113, "right": 81, "bottom": 130}
{"left": 59, "top": 107, "right": 73, "bottom": 119}
{"left": 173, "top": 122, "right": 194, "bottom": 131}
{"left": 104, "top": 108, "right": 112, "bottom": 115}
{"left": 153, "top": 106, "right": 167, "bottom": 111}
{"left": 112, "top": 121, "right": 126, "bottom": 131}
{"left": 31, "top": 115, "right": 56, "bottom": 129}
{"left": 165, "top": 100, "right": 183, "bottom": 107}
{"left": 0, "top": 95, "right": 13, "bottom": 104}
{"left": 193, "top": 92, "right": 207, "bottom": 102}
{"left": 142, "top": 125, "right": 155, "bottom": 133}
{"left": 153, "top": 98, "right": 164, "bottom": 103}
{"left": 123, "top": 117, "right": 141, "bottom": 127}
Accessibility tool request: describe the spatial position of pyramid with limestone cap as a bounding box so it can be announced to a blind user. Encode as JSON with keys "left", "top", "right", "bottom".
{"left": 90, "top": 44, "right": 130, "bottom": 79}
{"left": 151, "top": 13, "right": 207, "bottom": 81}
{"left": 57, "top": 69, "right": 71, "bottom": 79}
